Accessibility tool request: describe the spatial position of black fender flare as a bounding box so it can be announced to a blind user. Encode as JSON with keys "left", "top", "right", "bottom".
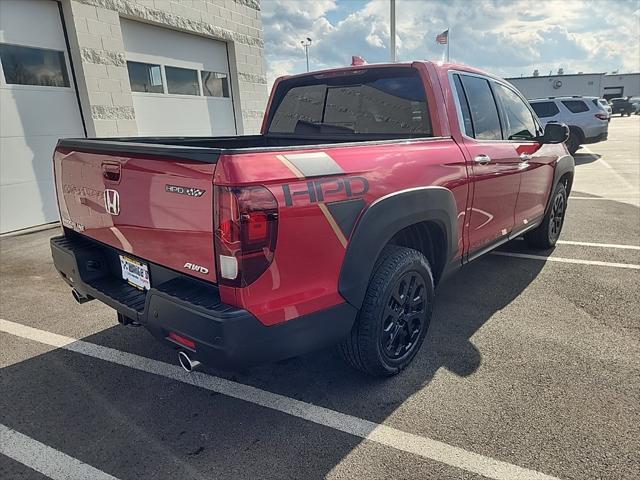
{"left": 546, "top": 154, "right": 575, "bottom": 213}
{"left": 338, "top": 186, "right": 458, "bottom": 309}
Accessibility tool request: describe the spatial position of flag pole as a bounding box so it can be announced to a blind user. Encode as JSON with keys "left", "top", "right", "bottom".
{"left": 447, "top": 28, "right": 450, "bottom": 62}
{"left": 390, "top": 0, "right": 396, "bottom": 62}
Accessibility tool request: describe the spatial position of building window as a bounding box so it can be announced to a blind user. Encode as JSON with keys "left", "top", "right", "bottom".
{"left": 0, "top": 43, "right": 69, "bottom": 87}
{"left": 201, "top": 71, "right": 230, "bottom": 97}
{"left": 127, "top": 61, "right": 163, "bottom": 93}
{"left": 165, "top": 66, "right": 199, "bottom": 95}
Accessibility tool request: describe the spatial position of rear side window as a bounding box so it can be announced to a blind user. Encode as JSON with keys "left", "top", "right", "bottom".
{"left": 493, "top": 83, "right": 537, "bottom": 140}
{"left": 531, "top": 101, "right": 560, "bottom": 118}
{"left": 268, "top": 68, "right": 431, "bottom": 137}
{"left": 459, "top": 75, "right": 502, "bottom": 140}
{"left": 453, "top": 74, "right": 474, "bottom": 136}
{"left": 561, "top": 100, "right": 589, "bottom": 113}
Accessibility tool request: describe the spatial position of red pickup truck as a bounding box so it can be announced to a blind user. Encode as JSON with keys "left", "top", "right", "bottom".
{"left": 51, "top": 61, "right": 573, "bottom": 376}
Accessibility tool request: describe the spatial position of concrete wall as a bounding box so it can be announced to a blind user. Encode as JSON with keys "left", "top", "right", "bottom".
{"left": 602, "top": 73, "right": 640, "bottom": 98}
{"left": 506, "top": 74, "right": 604, "bottom": 100}
{"left": 60, "top": 0, "right": 268, "bottom": 136}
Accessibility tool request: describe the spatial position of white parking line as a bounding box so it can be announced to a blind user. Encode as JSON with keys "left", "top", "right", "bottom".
{"left": 0, "top": 319, "right": 561, "bottom": 480}
{"left": 492, "top": 251, "right": 640, "bottom": 269}
{"left": 569, "top": 196, "right": 638, "bottom": 201}
{"left": 556, "top": 240, "right": 640, "bottom": 250}
{"left": 0, "top": 424, "right": 120, "bottom": 480}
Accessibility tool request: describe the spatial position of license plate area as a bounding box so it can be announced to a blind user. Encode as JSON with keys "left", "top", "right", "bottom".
{"left": 119, "top": 255, "right": 150, "bottom": 291}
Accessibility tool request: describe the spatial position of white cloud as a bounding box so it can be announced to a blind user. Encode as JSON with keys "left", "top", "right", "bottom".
{"left": 262, "top": 0, "right": 640, "bottom": 90}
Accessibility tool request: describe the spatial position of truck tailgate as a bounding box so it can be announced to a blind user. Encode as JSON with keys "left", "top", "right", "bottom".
{"left": 54, "top": 147, "right": 217, "bottom": 282}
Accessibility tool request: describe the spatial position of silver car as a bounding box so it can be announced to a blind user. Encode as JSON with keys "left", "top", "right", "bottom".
{"left": 595, "top": 98, "right": 612, "bottom": 118}
{"left": 529, "top": 96, "right": 609, "bottom": 155}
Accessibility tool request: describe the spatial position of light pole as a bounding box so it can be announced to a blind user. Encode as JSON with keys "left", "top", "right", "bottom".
{"left": 390, "top": 0, "right": 396, "bottom": 62}
{"left": 301, "top": 37, "right": 312, "bottom": 72}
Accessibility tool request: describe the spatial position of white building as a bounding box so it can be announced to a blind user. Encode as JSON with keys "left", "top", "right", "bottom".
{"left": 0, "top": 0, "right": 268, "bottom": 233}
{"left": 602, "top": 73, "right": 640, "bottom": 100}
{"left": 506, "top": 72, "right": 640, "bottom": 100}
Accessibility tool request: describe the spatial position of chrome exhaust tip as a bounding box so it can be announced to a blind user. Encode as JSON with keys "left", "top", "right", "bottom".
{"left": 178, "top": 350, "right": 201, "bottom": 373}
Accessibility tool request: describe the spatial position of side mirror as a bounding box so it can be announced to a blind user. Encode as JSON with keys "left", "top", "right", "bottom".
{"left": 539, "top": 122, "right": 569, "bottom": 144}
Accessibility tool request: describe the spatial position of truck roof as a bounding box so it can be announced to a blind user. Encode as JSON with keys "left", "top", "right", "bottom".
{"left": 275, "top": 60, "right": 503, "bottom": 83}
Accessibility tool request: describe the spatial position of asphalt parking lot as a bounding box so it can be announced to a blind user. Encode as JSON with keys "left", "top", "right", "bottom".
{"left": 1, "top": 117, "right": 639, "bottom": 480}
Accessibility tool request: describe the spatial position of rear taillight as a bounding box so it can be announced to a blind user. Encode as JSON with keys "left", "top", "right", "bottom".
{"left": 595, "top": 113, "right": 608, "bottom": 120}
{"left": 214, "top": 185, "right": 278, "bottom": 287}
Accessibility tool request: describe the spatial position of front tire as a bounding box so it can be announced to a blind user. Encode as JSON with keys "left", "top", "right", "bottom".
{"left": 524, "top": 182, "right": 568, "bottom": 249}
{"left": 339, "top": 245, "right": 434, "bottom": 376}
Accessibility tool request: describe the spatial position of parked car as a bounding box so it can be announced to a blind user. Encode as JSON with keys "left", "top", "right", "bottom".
{"left": 594, "top": 98, "right": 612, "bottom": 118}
{"left": 50, "top": 61, "right": 573, "bottom": 376}
{"left": 610, "top": 97, "right": 634, "bottom": 116}
{"left": 529, "top": 96, "right": 609, "bottom": 154}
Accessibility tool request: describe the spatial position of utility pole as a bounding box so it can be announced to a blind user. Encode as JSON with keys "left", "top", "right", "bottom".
{"left": 301, "top": 38, "right": 312, "bottom": 72}
{"left": 390, "top": 0, "right": 396, "bottom": 62}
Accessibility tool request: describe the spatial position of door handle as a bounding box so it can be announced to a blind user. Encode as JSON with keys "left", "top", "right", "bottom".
{"left": 473, "top": 154, "right": 491, "bottom": 165}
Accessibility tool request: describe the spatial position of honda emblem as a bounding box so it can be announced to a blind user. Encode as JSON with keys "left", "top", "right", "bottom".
{"left": 104, "top": 189, "right": 120, "bottom": 215}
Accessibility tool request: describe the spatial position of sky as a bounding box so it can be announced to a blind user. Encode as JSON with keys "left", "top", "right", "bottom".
{"left": 261, "top": 0, "right": 640, "bottom": 89}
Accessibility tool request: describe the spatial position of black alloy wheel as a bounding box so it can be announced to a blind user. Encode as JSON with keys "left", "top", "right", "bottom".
{"left": 381, "top": 271, "right": 426, "bottom": 361}
{"left": 548, "top": 190, "right": 566, "bottom": 243}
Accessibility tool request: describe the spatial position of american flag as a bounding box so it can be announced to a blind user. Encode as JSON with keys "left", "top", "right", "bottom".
{"left": 436, "top": 29, "right": 449, "bottom": 45}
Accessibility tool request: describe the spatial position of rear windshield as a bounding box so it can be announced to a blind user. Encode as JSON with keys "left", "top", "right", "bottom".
{"left": 267, "top": 67, "right": 431, "bottom": 137}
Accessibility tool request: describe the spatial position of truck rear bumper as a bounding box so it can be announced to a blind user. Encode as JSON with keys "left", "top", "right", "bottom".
{"left": 51, "top": 234, "right": 357, "bottom": 370}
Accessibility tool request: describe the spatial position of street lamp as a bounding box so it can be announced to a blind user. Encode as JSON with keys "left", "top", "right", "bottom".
{"left": 301, "top": 37, "right": 312, "bottom": 72}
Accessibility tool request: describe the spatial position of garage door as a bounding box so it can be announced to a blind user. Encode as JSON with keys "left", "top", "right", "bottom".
{"left": 121, "top": 20, "right": 237, "bottom": 136}
{"left": 0, "top": 0, "right": 85, "bottom": 233}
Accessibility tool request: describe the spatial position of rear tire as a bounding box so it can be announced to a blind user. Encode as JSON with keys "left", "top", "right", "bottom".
{"left": 339, "top": 245, "right": 434, "bottom": 376}
{"left": 524, "top": 182, "right": 568, "bottom": 249}
{"left": 566, "top": 129, "right": 581, "bottom": 155}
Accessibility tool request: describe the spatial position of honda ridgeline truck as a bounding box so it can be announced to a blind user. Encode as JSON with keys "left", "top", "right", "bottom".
{"left": 51, "top": 61, "right": 573, "bottom": 376}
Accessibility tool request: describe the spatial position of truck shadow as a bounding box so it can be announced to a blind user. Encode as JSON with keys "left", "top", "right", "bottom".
{"left": 0, "top": 248, "right": 548, "bottom": 479}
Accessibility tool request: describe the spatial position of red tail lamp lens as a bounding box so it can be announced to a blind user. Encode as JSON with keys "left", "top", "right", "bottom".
{"left": 214, "top": 185, "right": 278, "bottom": 287}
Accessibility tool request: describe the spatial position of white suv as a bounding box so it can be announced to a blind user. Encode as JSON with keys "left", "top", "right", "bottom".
{"left": 529, "top": 96, "right": 609, "bottom": 155}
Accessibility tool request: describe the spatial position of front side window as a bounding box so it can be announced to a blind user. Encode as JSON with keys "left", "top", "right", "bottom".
{"left": 459, "top": 75, "right": 502, "bottom": 140}
{"left": 561, "top": 100, "right": 589, "bottom": 113}
{"left": 127, "top": 61, "right": 163, "bottom": 93}
{"left": 531, "top": 101, "right": 560, "bottom": 118}
{"left": 493, "top": 83, "right": 537, "bottom": 140}
{"left": 166, "top": 66, "right": 199, "bottom": 95}
{"left": 0, "top": 43, "right": 69, "bottom": 87}
{"left": 268, "top": 68, "right": 431, "bottom": 136}
{"left": 201, "top": 71, "right": 230, "bottom": 97}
